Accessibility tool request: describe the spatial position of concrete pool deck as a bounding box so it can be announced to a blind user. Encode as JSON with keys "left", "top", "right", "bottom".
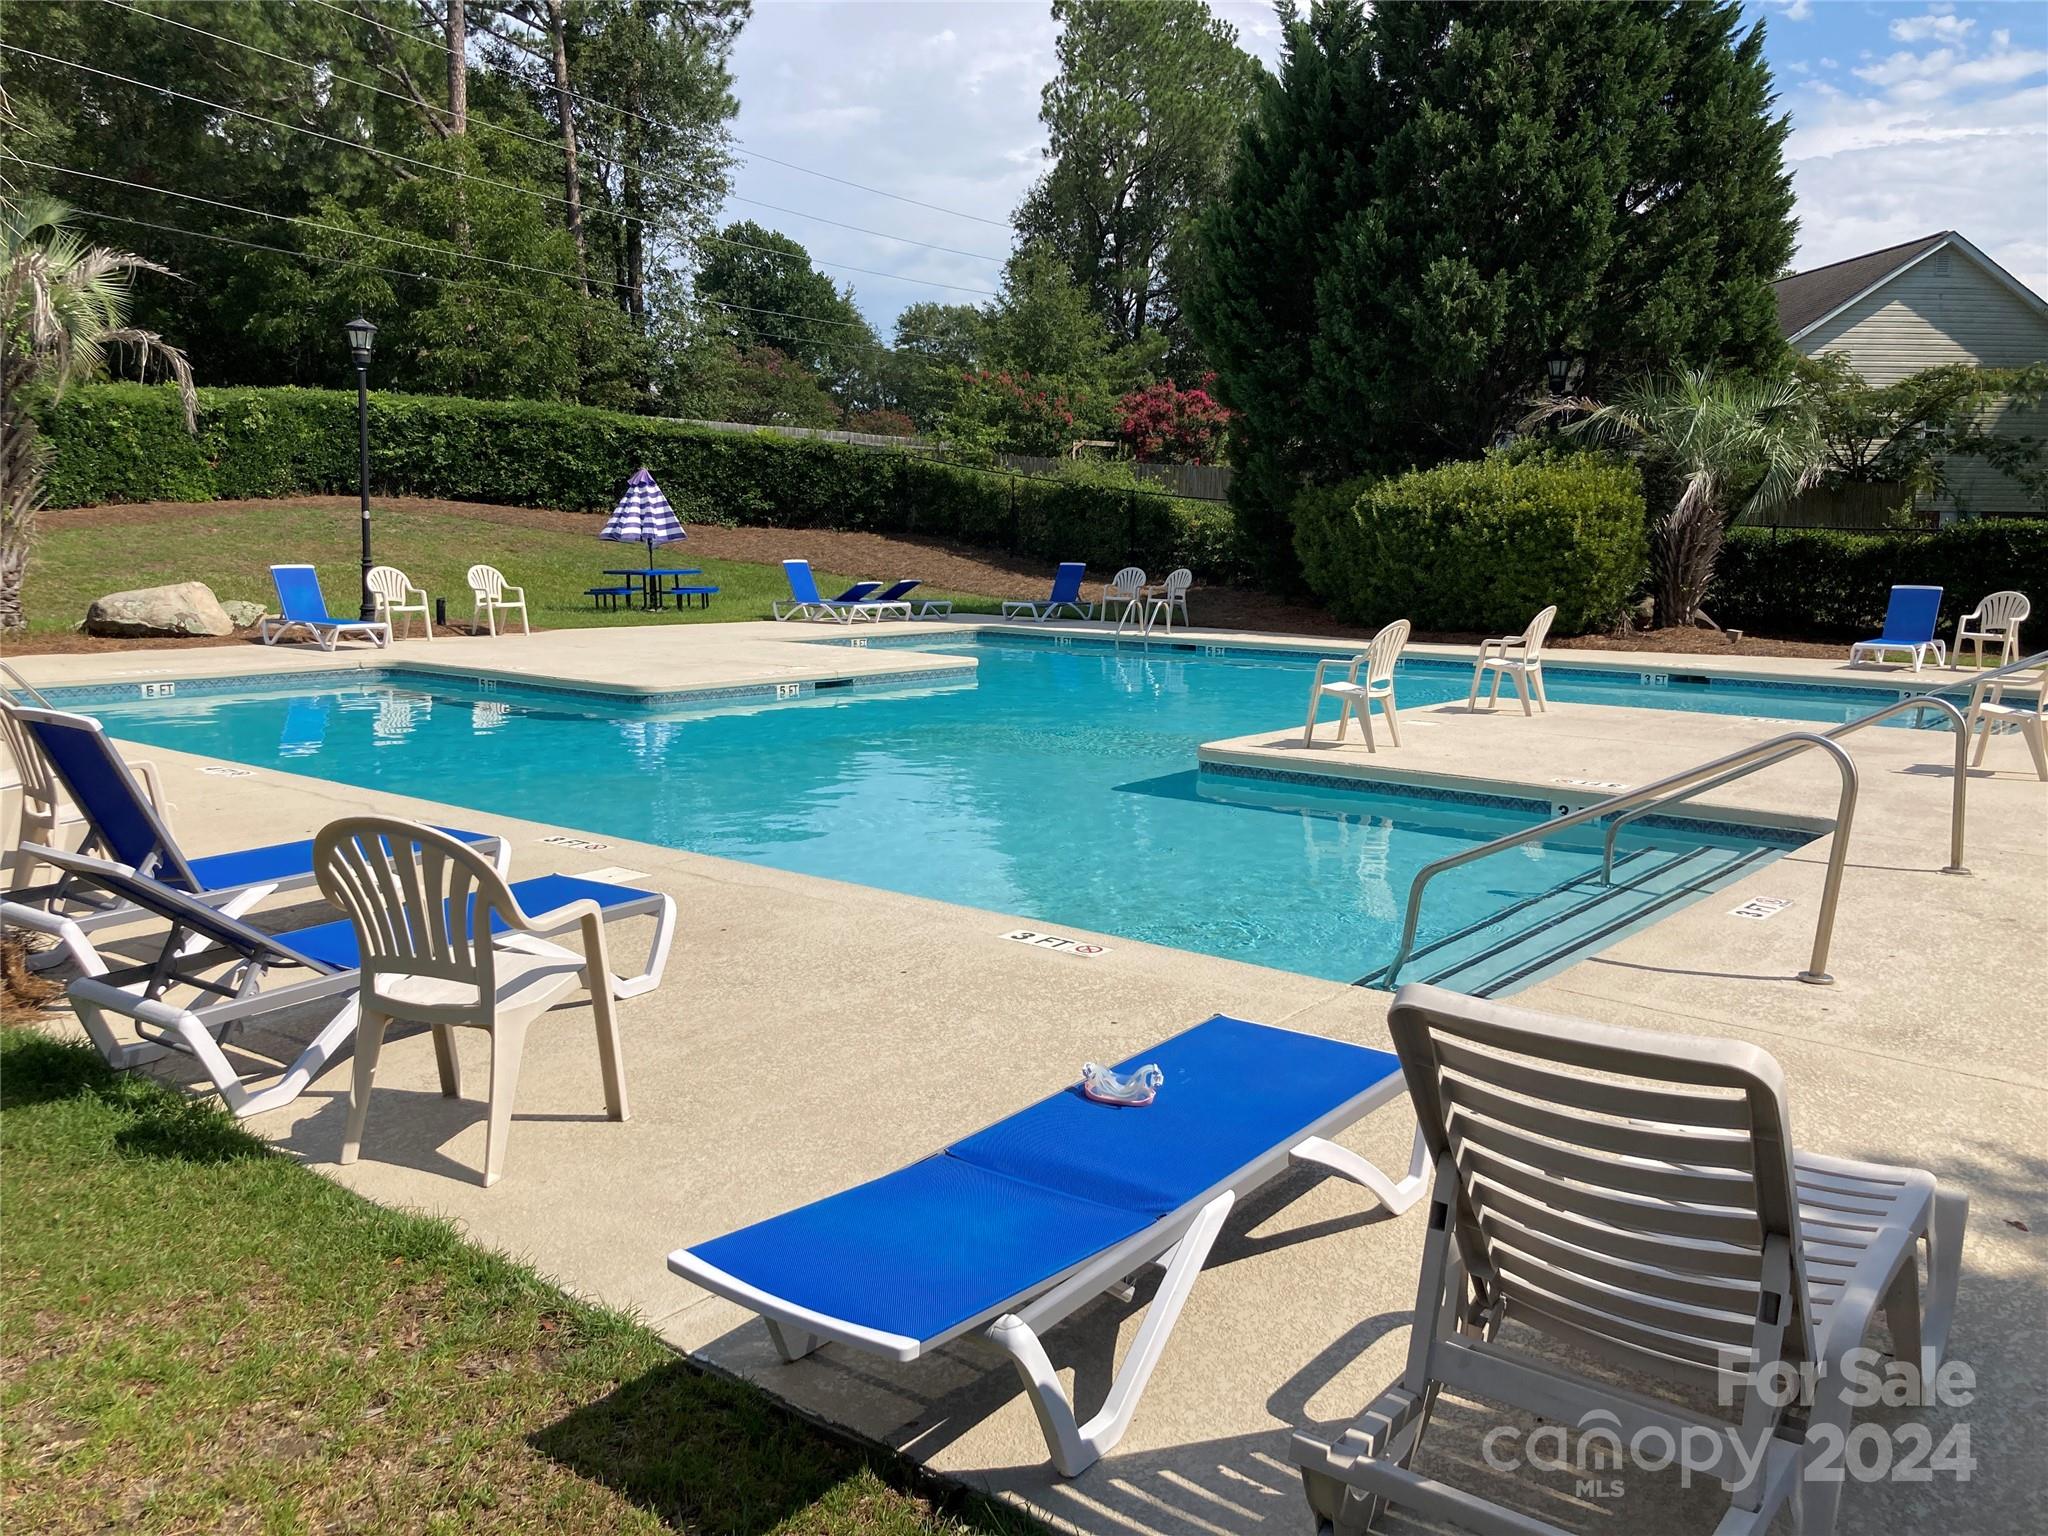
{"left": 5, "top": 619, "right": 2045, "bottom": 1535}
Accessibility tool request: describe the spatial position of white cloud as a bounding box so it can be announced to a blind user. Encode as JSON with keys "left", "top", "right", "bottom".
{"left": 1819, "top": 56, "right": 1839, "bottom": 70}
{"left": 1784, "top": 82, "right": 2048, "bottom": 296}
{"left": 1857, "top": 43, "right": 2048, "bottom": 97}
{"left": 1890, "top": 12, "right": 1976, "bottom": 45}
{"left": 1772, "top": 0, "right": 1815, "bottom": 21}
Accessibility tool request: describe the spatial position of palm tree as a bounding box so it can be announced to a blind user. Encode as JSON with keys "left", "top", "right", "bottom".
{"left": 1530, "top": 368, "right": 1821, "bottom": 629}
{"left": 1, "top": 197, "right": 197, "bottom": 634}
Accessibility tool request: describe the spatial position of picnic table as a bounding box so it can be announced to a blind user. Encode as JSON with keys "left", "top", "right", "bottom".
{"left": 602, "top": 567, "right": 705, "bottom": 611}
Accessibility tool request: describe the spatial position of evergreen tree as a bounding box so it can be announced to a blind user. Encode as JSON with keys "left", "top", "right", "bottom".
{"left": 1188, "top": 0, "right": 1796, "bottom": 583}
{"left": 1184, "top": 0, "right": 1377, "bottom": 578}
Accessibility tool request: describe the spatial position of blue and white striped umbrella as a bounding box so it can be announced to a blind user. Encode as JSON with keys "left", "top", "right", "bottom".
{"left": 599, "top": 467, "right": 685, "bottom": 563}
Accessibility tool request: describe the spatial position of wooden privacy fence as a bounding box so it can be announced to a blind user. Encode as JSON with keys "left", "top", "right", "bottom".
{"left": 996, "top": 454, "right": 1233, "bottom": 502}
{"left": 1737, "top": 482, "right": 1923, "bottom": 529}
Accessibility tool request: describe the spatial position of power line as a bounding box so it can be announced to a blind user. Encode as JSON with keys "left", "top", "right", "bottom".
{"left": 294, "top": 0, "right": 1017, "bottom": 233}
{"left": 11, "top": 154, "right": 883, "bottom": 338}
{"left": 3, "top": 42, "right": 999, "bottom": 296}
{"left": 103, "top": 0, "right": 1006, "bottom": 264}
{"left": 51, "top": 195, "right": 877, "bottom": 348}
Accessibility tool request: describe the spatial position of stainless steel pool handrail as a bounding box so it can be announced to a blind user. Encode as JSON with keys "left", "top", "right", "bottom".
{"left": 0, "top": 662, "right": 53, "bottom": 707}
{"left": 1599, "top": 647, "right": 2048, "bottom": 883}
{"left": 1601, "top": 695, "right": 1969, "bottom": 879}
{"left": 1377, "top": 731, "right": 1858, "bottom": 990}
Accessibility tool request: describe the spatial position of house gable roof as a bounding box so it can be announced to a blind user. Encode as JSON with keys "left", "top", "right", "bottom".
{"left": 1774, "top": 231, "right": 2048, "bottom": 344}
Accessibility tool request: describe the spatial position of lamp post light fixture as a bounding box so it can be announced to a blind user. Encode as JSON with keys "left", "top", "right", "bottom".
{"left": 346, "top": 317, "right": 378, "bottom": 621}
{"left": 1544, "top": 345, "right": 1576, "bottom": 400}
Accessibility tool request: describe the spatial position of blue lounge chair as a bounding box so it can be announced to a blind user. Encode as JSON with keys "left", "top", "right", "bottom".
{"left": 1001, "top": 561, "right": 1093, "bottom": 622}
{"left": 46, "top": 845, "right": 674, "bottom": 1120}
{"left": 865, "top": 579, "right": 952, "bottom": 620}
{"left": 667, "top": 1016, "right": 1429, "bottom": 1476}
{"left": 0, "top": 704, "right": 503, "bottom": 977}
{"left": 771, "top": 560, "right": 883, "bottom": 623}
{"left": 1849, "top": 584, "right": 1946, "bottom": 672}
{"left": 258, "top": 564, "right": 390, "bottom": 650}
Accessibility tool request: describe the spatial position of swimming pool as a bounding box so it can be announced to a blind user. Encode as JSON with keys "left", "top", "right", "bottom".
{"left": 69, "top": 636, "right": 1846, "bottom": 989}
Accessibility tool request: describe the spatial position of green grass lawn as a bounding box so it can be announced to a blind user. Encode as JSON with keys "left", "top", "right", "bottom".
{"left": 0, "top": 1029, "right": 1036, "bottom": 1535}
{"left": 23, "top": 501, "right": 999, "bottom": 636}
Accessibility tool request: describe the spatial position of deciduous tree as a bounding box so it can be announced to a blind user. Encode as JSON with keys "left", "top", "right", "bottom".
{"left": 692, "top": 219, "right": 877, "bottom": 401}
{"left": 1017, "top": 0, "right": 1262, "bottom": 372}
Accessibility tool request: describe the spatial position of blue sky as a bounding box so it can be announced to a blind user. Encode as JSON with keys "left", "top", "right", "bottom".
{"left": 716, "top": 2, "right": 2048, "bottom": 336}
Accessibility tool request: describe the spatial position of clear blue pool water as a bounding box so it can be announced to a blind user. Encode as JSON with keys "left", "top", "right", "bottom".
{"left": 71, "top": 636, "right": 1857, "bottom": 988}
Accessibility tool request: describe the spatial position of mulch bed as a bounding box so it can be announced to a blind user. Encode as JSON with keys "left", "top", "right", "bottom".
{"left": 19, "top": 496, "right": 1845, "bottom": 659}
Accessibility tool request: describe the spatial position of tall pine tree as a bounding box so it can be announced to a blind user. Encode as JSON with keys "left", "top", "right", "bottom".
{"left": 1188, "top": 0, "right": 1795, "bottom": 583}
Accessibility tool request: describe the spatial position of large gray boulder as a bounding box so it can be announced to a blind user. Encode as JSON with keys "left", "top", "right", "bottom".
{"left": 84, "top": 581, "right": 236, "bottom": 638}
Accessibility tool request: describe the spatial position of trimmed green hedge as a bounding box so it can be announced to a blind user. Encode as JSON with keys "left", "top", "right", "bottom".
{"left": 1293, "top": 455, "right": 1647, "bottom": 636}
{"left": 1714, "top": 522, "right": 2048, "bottom": 642}
{"left": 32, "top": 384, "right": 1252, "bottom": 583}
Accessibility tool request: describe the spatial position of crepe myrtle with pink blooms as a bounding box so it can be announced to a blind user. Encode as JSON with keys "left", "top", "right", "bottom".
{"left": 1118, "top": 375, "right": 1230, "bottom": 464}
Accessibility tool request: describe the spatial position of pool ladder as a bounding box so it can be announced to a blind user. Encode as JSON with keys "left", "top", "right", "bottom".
{"left": 1372, "top": 648, "right": 2047, "bottom": 992}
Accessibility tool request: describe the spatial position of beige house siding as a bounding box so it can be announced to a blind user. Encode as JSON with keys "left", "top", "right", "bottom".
{"left": 1793, "top": 247, "right": 2048, "bottom": 516}
{"left": 1795, "top": 247, "right": 2048, "bottom": 382}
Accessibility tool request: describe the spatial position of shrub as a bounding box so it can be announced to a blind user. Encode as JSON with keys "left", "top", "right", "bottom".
{"left": 1713, "top": 521, "right": 2048, "bottom": 641}
{"left": 34, "top": 383, "right": 1253, "bottom": 583}
{"left": 1117, "top": 376, "right": 1230, "bottom": 464}
{"left": 1293, "top": 455, "right": 1647, "bottom": 635}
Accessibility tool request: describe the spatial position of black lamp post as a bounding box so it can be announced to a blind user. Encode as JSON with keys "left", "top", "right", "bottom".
{"left": 1544, "top": 344, "right": 1575, "bottom": 400}
{"left": 346, "top": 317, "right": 378, "bottom": 621}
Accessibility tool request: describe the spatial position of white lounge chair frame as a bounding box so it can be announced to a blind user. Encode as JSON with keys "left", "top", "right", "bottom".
{"left": 56, "top": 842, "right": 672, "bottom": 1124}
{"left": 467, "top": 564, "right": 529, "bottom": 635}
{"left": 1953, "top": 590, "right": 2029, "bottom": 670}
{"left": 673, "top": 1078, "right": 1430, "bottom": 1479}
{"left": 367, "top": 564, "right": 433, "bottom": 640}
{"left": 1964, "top": 658, "right": 2048, "bottom": 779}
{"left": 1293, "top": 985, "right": 1966, "bottom": 1536}
{"left": 1467, "top": 604, "right": 1556, "bottom": 715}
{"left": 999, "top": 567, "right": 1094, "bottom": 622}
{"left": 257, "top": 563, "right": 389, "bottom": 651}
{"left": 1303, "top": 620, "right": 1410, "bottom": 751}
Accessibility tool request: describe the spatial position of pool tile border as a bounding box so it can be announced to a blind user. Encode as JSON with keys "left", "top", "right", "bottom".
{"left": 1197, "top": 760, "right": 1809, "bottom": 850}
{"left": 41, "top": 661, "right": 977, "bottom": 713}
{"left": 822, "top": 628, "right": 1937, "bottom": 711}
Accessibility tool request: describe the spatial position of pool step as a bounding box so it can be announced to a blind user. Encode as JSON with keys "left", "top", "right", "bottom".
{"left": 1357, "top": 842, "right": 1781, "bottom": 998}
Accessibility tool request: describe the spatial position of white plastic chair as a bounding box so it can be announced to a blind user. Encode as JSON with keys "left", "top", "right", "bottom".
{"left": 466, "top": 564, "right": 529, "bottom": 636}
{"left": 1467, "top": 603, "right": 1556, "bottom": 714}
{"left": 0, "top": 697, "right": 91, "bottom": 888}
{"left": 316, "top": 818, "right": 630, "bottom": 1187}
{"left": 1104, "top": 566, "right": 1147, "bottom": 632}
{"left": 1964, "top": 659, "right": 2048, "bottom": 779}
{"left": 1953, "top": 590, "right": 2029, "bottom": 669}
{"left": 367, "top": 565, "right": 432, "bottom": 641}
{"left": 1303, "top": 619, "right": 1410, "bottom": 751}
{"left": 1144, "top": 568, "right": 1193, "bottom": 634}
